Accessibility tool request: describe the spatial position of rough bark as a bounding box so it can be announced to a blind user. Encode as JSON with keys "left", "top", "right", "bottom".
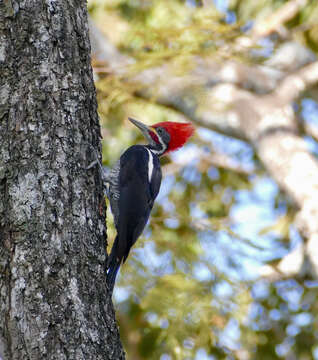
{"left": 0, "top": 1, "right": 124, "bottom": 359}
{"left": 89, "top": 17, "right": 318, "bottom": 280}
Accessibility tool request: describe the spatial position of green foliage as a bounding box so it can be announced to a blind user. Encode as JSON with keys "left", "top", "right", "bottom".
{"left": 229, "top": 0, "right": 286, "bottom": 22}
{"left": 230, "top": 0, "right": 318, "bottom": 53}
{"left": 89, "top": 0, "right": 318, "bottom": 358}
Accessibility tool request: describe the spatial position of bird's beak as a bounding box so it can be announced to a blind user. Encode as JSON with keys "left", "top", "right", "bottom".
{"left": 128, "top": 117, "right": 157, "bottom": 145}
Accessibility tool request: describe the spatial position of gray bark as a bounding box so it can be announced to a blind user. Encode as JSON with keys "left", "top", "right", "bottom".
{"left": 0, "top": 1, "right": 124, "bottom": 359}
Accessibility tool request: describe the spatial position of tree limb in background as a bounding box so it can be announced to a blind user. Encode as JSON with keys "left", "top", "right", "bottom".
{"left": 163, "top": 148, "right": 253, "bottom": 177}
{"left": 252, "top": 0, "right": 308, "bottom": 39}
{"left": 88, "top": 14, "right": 318, "bottom": 280}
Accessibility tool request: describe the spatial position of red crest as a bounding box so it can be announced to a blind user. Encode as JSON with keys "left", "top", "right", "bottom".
{"left": 153, "top": 121, "right": 195, "bottom": 153}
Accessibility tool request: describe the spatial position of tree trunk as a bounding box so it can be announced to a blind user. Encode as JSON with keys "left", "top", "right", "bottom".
{"left": 0, "top": 1, "right": 124, "bottom": 359}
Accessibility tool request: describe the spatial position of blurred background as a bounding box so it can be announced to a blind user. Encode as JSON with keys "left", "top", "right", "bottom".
{"left": 88, "top": 0, "right": 318, "bottom": 359}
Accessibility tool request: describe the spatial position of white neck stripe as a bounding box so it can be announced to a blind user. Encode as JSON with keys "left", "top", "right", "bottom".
{"left": 145, "top": 148, "right": 154, "bottom": 182}
{"left": 149, "top": 135, "right": 167, "bottom": 156}
{"left": 157, "top": 134, "right": 167, "bottom": 154}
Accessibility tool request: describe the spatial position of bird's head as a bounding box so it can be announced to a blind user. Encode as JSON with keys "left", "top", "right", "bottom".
{"left": 128, "top": 117, "right": 195, "bottom": 156}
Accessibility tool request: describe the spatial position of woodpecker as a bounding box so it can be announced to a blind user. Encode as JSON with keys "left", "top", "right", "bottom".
{"left": 103, "top": 117, "right": 194, "bottom": 292}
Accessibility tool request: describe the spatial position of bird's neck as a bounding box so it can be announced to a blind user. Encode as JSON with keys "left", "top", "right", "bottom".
{"left": 146, "top": 143, "right": 167, "bottom": 157}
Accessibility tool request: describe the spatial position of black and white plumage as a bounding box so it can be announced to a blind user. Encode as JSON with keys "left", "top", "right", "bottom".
{"left": 101, "top": 117, "right": 194, "bottom": 293}
{"left": 106, "top": 145, "right": 162, "bottom": 291}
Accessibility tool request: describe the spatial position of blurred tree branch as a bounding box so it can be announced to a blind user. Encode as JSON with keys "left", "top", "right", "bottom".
{"left": 89, "top": 14, "right": 318, "bottom": 280}
{"left": 251, "top": 0, "right": 308, "bottom": 39}
{"left": 163, "top": 148, "right": 253, "bottom": 177}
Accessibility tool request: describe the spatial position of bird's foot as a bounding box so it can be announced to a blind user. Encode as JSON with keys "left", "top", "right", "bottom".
{"left": 86, "top": 148, "right": 110, "bottom": 198}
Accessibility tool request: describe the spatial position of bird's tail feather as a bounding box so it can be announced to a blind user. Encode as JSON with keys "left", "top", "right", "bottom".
{"left": 106, "top": 262, "right": 120, "bottom": 294}
{"left": 106, "top": 236, "right": 121, "bottom": 293}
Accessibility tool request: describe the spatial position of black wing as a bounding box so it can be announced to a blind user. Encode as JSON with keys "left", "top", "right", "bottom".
{"left": 119, "top": 146, "right": 161, "bottom": 261}
{"left": 107, "top": 145, "right": 162, "bottom": 291}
